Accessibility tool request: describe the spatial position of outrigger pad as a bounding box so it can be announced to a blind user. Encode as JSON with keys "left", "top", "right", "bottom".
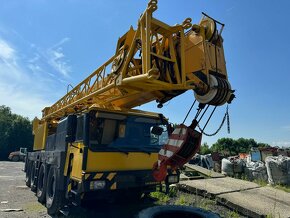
{"left": 153, "top": 124, "right": 202, "bottom": 182}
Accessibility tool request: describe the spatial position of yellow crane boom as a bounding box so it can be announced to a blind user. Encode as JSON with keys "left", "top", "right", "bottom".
{"left": 41, "top": 0, "right": 234, "bottom": 122}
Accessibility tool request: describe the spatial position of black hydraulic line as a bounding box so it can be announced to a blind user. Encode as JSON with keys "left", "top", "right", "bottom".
{"left": 188, "top": 103, "right": 208, "bottom": 130}
{"left": 202, "top": 106, "right": 217, "bottom": 132}
{"left": 182, "top": 100, "right": 196, "bottom": 124}
{"left": 202, "top": 12, "right": 225, "bottom": 26}
{"left": 197, "top": 105, "right": 229, "bottom": 136}
{"left": 226, "top": 105, "right": 230, "bottom": 133}
{"left": 197, "top": 104, "right": 210, "bottom": 123}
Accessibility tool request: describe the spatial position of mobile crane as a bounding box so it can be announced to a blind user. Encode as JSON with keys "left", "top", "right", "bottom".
{"left": 24, "top": 0, "right": 234, "bottom": 215}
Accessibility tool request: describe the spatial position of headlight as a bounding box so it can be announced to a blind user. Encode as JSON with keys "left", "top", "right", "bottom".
{"left": 90, "top": 180, "right": 106, "bottom": 190}
{"left": 167, "top": 175, "right": 179, "bottom": 184}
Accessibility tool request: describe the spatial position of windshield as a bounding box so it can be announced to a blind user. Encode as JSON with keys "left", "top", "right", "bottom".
{"left": 88, "top": 111, "right": 168, "bottom": 152}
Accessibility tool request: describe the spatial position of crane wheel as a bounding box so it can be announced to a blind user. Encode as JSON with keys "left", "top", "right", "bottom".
{"left": 37, "top": 164, "right": 47, "bottom": 203}
{"left": 25, "top": 161, "right": 32, "bottom": 187}
{"left": 194, "top": 75, "right": 232, "bottom": 106}
{"left": 198, "top": 17, "right": 217, "bottom": 43}
{"left": 46, "top": 165, "right": 64, "bottom": 216}
{"left": 111, "top": 49, "right": 125, "bottom": 74}
{"left": 30, "top": 161, "right": 37, "bottom": 192}
{"left": 12, "top": 155, "right": 20, "bottom": 162}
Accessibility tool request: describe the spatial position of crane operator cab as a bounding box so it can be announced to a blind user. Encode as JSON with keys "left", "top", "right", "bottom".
{"left": 87, "top": 110, "right": 168, "bottom": 153}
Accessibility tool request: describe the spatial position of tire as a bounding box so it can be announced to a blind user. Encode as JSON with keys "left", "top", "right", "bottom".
{"left": 30, "top": 161, "right": 36, "bottom": 192}
{"left": 46, "top": 165, "right": 64, "bottom": 216}
{"left": 20, "top": 156, "right": 25, "bottom": 162}
{"left": 25, "top": 161, "right": 32, "bottom": 187}
{"left": 12, "top": 155, "right": 20, "bottom": 162}
{"left": 37, "top": 164, "right": 47, "bottom": 203}
{"left": 137, "top": 205, "right": 220, "bottom": 218}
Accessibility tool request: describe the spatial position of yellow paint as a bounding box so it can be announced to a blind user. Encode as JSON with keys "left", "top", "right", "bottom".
{"left": 69, "top": 142, "right": 84, "bottom": 180}
{"left": 110, "top": 182, "right": 117, "bottom": 190}
{"left": 93, "top": 173, "right": 103, "bottom": 180}
{"left": 32, "top": 119, "right": 48, "bottom": 151}
{"left": 67, "top": 183, "right": 72, "bottom": 192}
{"left": 86, "top": 150, "right": 158, "bottom": 172}
{"left": 107, "top": 173, "right": 116, "bottom": 181}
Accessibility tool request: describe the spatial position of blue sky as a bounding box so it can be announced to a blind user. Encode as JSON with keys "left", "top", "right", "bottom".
{"left": 0, "top": 0, "right": 289, "bottom": 147}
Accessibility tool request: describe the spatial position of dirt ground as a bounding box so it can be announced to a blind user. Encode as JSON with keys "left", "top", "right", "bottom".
{"left": 0, "top": 161, "right": 243, "bottom": 218}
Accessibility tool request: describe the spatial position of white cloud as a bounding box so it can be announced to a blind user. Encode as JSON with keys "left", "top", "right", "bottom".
{"left": 0, "top": 39, "right": 30, "bottom": 82}
{"left": 50, "top": 37, "right": 70, "bottom": 49}
{"left": 0, "top": 83, "right": 48, "bottom": 119}
{"left": 272, "top": 141, "right": 290, "bottom": 148}
{"left": 28, "top": 53, "right": 40, "bottom": 63}
{"left": 282, "top": 125, "right": 290, "bottom": 131}
{"left": 47, "top": 38, "right": 71, "bottom": 77}
{"left": 47, "top": 47, "right": 71, "bottom": 76}
{"left": 0, "top": 38, "right": 50, "bottom": 118}
{"left": 0, "top": 39, "right": 15, "bottom": 60}
{"left": 0, "top": 36, "right": 71, "bottom": 119}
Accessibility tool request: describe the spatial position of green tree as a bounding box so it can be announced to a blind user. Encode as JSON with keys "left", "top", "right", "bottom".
{"left": 211, "top": 138, "right": 237, "bottom": 156}
{"left": 211, "top": 137, "right": 270, "bottom": 156}
{"left": 199, "top": 142, "right": 211, "bottom": 154}
{"left": 236, "top": 138, "right": 257, "bottom": 153}
{"left": 257, "top": 142, "right": 271, "bottom": 148}
{"left": 0, "top": 105, "right": 33, "bottom": 160}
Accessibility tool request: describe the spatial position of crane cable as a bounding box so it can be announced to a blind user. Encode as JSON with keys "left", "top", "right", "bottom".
{"left": 197, "top": 104, "right": 230, "bottom": 136}
{"left": 182, "top": 100, "right": 196, "bottom": 124}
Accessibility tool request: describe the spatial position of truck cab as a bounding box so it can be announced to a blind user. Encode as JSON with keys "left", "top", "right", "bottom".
{"left": 25, "top": 108, "right": 179, "bottom": 215}
{"left": 64, "top": 109, "right": 179, "bottom": 202}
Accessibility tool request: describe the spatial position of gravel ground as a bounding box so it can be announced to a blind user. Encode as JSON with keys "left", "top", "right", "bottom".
{"left": 0, "top": 161, "right": 47, "bottom": 218}
{"left": 0, "top": 161, "right": 245, "bottom": 218}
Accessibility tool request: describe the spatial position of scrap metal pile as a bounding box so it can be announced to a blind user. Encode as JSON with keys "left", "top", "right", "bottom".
{"left": 190, "top": 147, "right": 290, "bottom": 186}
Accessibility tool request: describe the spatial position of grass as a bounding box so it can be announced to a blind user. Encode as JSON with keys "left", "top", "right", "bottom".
{"left": 251, "top": 178, "right": 290, "bottom": 193}
{"left": 149, "top": 191, "right": 170, "bottom": 204}
{"left": 168, "top": 186, "right": 178, "bottom": 197}
{"left": 150, "top": 188, "right": 244, "bottom": 217}
{"left": 234, "top": 172, "right": 290, "bottom": 193}
{"left": 253, "top": 178, "right": 268, "bottom": 187}
{"left": 273, "top": 184, "right": 290, "bottom": 193}
{"left": 149, "top": 186, "right": 178, "bottom": 204}
{"left": 174, "top": 194, "right": 191, "bottom": 206}
{"left": 195, "top": 197, "right": 215, "bottom": 211}
{"left": 149, "top": 184, "right": 251, "bottom": 218}
{"left": 225, "top": 210, "right": 240, "bottom": 218}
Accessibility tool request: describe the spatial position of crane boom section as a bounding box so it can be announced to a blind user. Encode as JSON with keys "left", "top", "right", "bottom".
{"left": 42, "top": 0, "right": 233, "bottom": 122}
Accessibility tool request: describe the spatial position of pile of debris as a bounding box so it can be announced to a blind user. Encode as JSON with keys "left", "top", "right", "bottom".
{"left": 190, "top": 147, "right": 290, "bottom": 186}
{"left": 266, "top": 156, "right": 290, "bottom": 185}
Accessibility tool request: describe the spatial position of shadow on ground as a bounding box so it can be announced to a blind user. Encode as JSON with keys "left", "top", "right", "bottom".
{"left": 60, "top": 197, "right": 156, "bottom": 218}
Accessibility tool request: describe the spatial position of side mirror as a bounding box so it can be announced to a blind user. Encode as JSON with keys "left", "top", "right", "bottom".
{"left": 66, "top": 115, "right": 77, "bottom": 143}
{"left": 151, "top": 126, "right": 163, "bottom": 136}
